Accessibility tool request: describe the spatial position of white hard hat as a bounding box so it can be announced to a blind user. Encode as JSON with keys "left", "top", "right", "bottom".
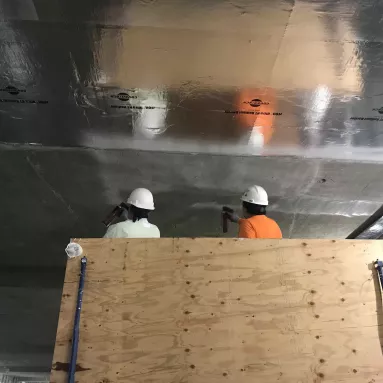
{"left": 241, "top": 185, "right": 268, "bottom": 206}
{"left": 127, "top": 188, "right": 155, "bottom": 210}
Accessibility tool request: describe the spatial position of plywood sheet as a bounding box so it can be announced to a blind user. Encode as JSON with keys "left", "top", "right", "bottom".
{"left": 51, "top": 239, "right": 383, "bottom": 383}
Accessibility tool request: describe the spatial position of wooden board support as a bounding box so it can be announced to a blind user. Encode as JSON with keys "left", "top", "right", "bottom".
{"left": 51, "top": 239, "right": 383, "bottom": 383}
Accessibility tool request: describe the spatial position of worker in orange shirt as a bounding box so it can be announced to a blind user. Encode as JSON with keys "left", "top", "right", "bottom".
{"left": 226, "top": 185, "right": 282, "bottom": 239}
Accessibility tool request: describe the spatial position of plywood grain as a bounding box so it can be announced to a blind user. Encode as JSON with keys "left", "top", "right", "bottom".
{"left": 51, "top": 239, "right": 383, "bottom": 383}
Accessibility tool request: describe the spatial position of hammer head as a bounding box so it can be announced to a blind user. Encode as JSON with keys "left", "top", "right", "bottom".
{"left": 102, "top": 202, "right": 130, "bottom": 227}
{"left": 222, "top": 206, "right": 234, "bottom": 214}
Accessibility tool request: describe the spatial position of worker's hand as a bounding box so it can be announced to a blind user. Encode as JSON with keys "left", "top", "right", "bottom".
{"left": 224, "top": 211, "right": 240, "bottom": 223}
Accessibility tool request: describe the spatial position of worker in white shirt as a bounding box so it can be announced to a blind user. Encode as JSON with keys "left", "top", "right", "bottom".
{"left": 104, "top": 188, "right": 160, "bottom": 238}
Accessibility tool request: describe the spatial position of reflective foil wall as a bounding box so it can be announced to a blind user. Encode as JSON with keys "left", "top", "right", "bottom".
{"left": 1, "top": 0, "right": 383, "bottom": 374}
{"left": 1, "top": 0, "right": 383, "bottom": 158}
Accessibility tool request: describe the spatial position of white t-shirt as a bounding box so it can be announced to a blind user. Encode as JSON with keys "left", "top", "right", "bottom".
{"left": 103, "top": 219, "right": 160, "bottom": 238}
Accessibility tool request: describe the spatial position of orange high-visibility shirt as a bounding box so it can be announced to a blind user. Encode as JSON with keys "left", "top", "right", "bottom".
{"left": 238, "top": 215, "right": 282, "bottom": 239}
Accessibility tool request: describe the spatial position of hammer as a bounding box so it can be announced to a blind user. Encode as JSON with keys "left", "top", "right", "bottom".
{"left": 222, "top": 206, "right": 234, "bottom": 233}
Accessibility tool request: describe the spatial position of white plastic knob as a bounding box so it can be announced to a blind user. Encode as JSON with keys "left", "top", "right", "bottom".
{"left": 65, "top": 242, "right": 83, "bottom": 258}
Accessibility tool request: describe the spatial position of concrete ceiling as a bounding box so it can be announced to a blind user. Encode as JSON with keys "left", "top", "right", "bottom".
{"left": 1, "top": 0, "right": 383, "bottom": 375}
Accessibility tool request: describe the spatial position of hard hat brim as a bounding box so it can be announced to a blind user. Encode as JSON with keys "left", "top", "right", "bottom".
{"left": 127, "top": 200, "right": 155, "bottom": 210}
{"left": 241, "top": 196, "right": 268, "bottom": 206}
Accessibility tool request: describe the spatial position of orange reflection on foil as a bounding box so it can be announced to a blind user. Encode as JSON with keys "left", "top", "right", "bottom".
{"left": 236, "top": 88, "right": 276, "bottom": 145}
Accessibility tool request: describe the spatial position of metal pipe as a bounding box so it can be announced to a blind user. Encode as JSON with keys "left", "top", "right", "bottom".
{"left": 68, "top": 256, "right": 87, "bottom": 383}
{"left": 346, "top": 205, "right": 383, "bottom": 239}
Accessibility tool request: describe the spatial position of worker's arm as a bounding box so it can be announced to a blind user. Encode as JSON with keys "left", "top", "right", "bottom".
{"left": 238, "top": 219, "right": 257, "bottom": 239}
{"left": 224, "top": 211, "right": 240, "bottom": 223}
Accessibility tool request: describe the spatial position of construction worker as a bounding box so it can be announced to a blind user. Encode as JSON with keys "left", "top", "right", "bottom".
{"left": 226, "top": 185, "right": 282, "bottom": 239}
{"left": 104, "top": 188, "right": 160, "bottom": 238}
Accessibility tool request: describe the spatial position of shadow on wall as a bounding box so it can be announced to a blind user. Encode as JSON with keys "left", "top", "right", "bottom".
{"left": 0, "top": 148, "right": 107, "bottom": 373}
{"left": 0, "top": 149, "right": 107, "bottom": 267}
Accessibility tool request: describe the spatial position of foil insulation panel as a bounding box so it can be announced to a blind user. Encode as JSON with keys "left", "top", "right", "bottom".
{"left": 0, "top": 0, "right": 383, "bottom": 159}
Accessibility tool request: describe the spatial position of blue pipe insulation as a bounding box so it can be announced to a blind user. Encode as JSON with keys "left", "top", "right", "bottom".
{"left": 68, "top": 256, "right": 87, "bottom": 383}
